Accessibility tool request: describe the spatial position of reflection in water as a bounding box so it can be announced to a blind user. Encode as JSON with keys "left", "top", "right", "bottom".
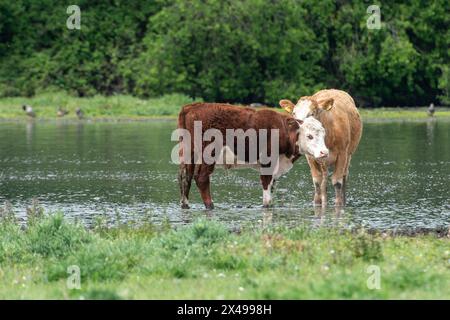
{"left": 261, "top": 209, "right": 273, "bottom": 228}
{"left": 426, "top": 118, "right": 436, "bottom": 145}
{"left": 25, "top": 121, "right": 35, "bottom": 147}
{"left": 311, "top": 206, "right": 346, "bottom": 228}
{"left": 0, "top": 120, "right": 449, "bottom": 231}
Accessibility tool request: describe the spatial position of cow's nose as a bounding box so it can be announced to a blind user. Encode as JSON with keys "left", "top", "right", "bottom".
{"left": 319, "top": 150, "right": 328, "bottom": 158}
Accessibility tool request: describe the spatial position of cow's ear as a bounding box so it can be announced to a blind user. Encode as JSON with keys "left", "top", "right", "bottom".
{"left": 318, "top": 98, "right": 334, "bottom": 111}
{"left": 279, "top": 99, "right": 295, "bottom": 113}
{"left": 287, "top": 118, "right": 301, "bottom": 129}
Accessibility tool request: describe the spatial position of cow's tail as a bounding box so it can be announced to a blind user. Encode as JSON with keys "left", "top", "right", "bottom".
{"left": 177, "top": 106, "right": 189, "bottom": 164}
{"left": 177, "top": 106, "right": 192, "bottom": 208}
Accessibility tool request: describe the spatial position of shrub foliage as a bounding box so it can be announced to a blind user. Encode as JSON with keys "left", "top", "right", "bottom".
{"left": 0, "top": 0, "right": 448, "bottom": 106}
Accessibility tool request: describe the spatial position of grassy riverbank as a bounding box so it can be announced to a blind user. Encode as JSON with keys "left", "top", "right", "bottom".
{"left": 1, "top": 92, "right": 449, "bottom": 121}
{"left": 0, "top": 92, "right": 194, "bottom": 120}
{"left": 0, "top": 211, "right": 448, "bottom": 299}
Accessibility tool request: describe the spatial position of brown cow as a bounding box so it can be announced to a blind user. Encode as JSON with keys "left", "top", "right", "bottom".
{"left": 280, "top": 89, "right": 362, "bottom": 207}
{"left": 176, "top": 103, "right": 329, "bottom": 209}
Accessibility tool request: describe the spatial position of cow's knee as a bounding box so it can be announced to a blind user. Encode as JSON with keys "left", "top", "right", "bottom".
{"left": 312, "top": 176, "right": 322, "bottom": 205}
{"left": 332, "top": 176, "right": 343, "bottom": 187}
{"left": 315, "top": 174, "right": 328, "bottom": 207}
{"left": 313, "top": 176, "right": 322, "bottom": 189}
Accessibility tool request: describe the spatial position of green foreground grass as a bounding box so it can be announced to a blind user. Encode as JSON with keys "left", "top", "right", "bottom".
{"left": 1, "top": 91, "right": 449, "bottom": 121}
{"left": 0, "top": 209, "right": 448, "bottom": 299}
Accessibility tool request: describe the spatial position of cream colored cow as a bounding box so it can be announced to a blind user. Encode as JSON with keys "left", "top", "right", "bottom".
{"left": 280, "top": 89, "right": 362, "bottom": 207}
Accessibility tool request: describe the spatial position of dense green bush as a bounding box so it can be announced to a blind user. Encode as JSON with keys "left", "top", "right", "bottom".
{"left": 0, "top": 0, "right": 448, "bottom": 106}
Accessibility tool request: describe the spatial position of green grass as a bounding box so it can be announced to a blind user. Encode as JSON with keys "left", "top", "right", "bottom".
{"left": 0, "top": 91, "right": 196, "bottom": 120}
{"left": 359, "top": 107, "right": 450, "bottom": 120}
{"left": 1, "top": 91, "right": 449, "bottom": 121}
{"left": 0, "top": 211, "right": 448, "bottom": 299}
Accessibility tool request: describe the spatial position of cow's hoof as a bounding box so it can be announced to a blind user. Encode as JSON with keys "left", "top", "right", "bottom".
{"left": 181, "top": 203, "right": 190, "bottom": 209}
{"left": 205, "top": 203, "right": 214, "bottom": 210}
{"left": 314, "top": 195, "right": 322, "bottom": 206}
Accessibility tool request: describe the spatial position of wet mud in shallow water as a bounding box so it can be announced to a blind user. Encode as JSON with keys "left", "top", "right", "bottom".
{"left": 0, "top": 120, "right": 449, "bottom": 232}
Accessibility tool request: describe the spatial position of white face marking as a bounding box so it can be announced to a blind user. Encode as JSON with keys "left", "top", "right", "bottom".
{"left": 298, "top": 117, "right": 329, "bottom": 159}
{"left": 293, "top": 100, "right": 312, "bottom": 121}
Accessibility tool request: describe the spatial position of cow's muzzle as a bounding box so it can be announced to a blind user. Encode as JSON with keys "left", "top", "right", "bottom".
{"left": 314, "top": 149, "right": 329, "bottom": 160}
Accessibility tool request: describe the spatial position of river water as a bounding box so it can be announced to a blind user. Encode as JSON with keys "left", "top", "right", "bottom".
{"left": 0, "top": 120, "right": 449, "bottom": 232}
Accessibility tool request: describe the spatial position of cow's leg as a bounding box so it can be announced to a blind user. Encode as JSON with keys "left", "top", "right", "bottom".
{"left": 307, "top": 156, "right": 328, "bottom": 207}
{"left": 178, "top": 163, "right": 189, "bottom": 208}
{"left": 342, "top": 155, "right": 352, "bottom": 205}
{"left": 342, "top": 175, "right": 347, "bottom": 205}
{"left": 179, "top": 163, "right": 194, "bottom": 208}
{"left": 307, "top": 156, "right": 323, "bottom": 206}
{"left": 332, "top": 153, "right": 348, "bottom": 207}
{"left": 178, "top": 139, "right": 195, "bottom": 208}
{"left": 194, "top": 164, "right": 215, "bottom": 210}
{"left": 319, "top": 163, "right": 328, "bottom": 207}
{"left": 270, "top": 179, "right": 277, "bottom": 193}
{"left": 260, "top": 175, "right": 274, "bottom": 208}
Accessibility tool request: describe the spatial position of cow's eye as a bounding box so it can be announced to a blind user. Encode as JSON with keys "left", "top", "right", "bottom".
{"left": 307, "top": 134, "right": 314, "bottom": 140}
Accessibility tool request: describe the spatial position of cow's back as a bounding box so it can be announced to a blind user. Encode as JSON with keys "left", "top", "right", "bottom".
{"left": 179, "top": 103, "right": 290, "bottom": 131}
{"left": 179, "top": 103, "right": 257, "bottom": 133}
{"left": 313, "top": 89, "right": 362, "bottom": 155}
{"left": 178, "top": 103, "right": 295, "bottom": 159}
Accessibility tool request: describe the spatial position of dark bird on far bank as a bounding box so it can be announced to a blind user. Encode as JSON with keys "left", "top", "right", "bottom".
{"left": 22, "top": 104, "right": 36, "bottom": 118}
{"left": 75, "top": 107, "right": 84, "bottom": 120}
{"left": 57, "top": 106, "right": 69, "bottom": 117}
{"left": 427, "top": 103, "right": 435, "bottom": 117}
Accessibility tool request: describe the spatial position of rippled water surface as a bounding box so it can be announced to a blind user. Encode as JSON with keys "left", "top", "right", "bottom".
{"left": 0, "top": 120, "right": 449, "bottom": 231}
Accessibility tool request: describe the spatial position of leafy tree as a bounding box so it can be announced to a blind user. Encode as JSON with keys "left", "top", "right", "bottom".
{"left": 0, "top": 0, "right": 448, "bottom": 106}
